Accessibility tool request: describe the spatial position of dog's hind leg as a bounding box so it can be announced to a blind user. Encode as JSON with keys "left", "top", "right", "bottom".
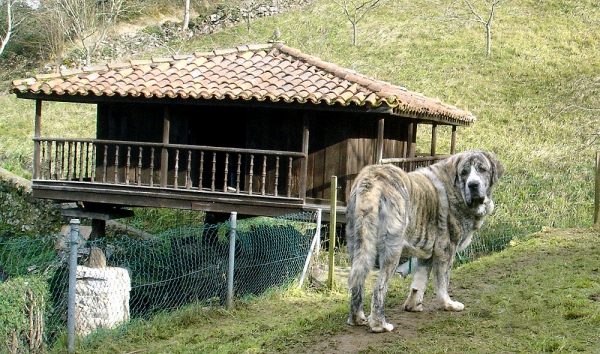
{"left": 347, "top": 233, "right": 373, "bottom": 327}
{"left": 404, "top": 257, "right": 432, "bottom": 312}
{"left": 367, "top": 244, "right": 402, "bottom": 332}
{"left": 348, "top": 259, "right": 370, "bottom": 326}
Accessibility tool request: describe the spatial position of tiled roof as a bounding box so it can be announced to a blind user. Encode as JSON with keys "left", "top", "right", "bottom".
{"left": 11, "top": 42, "right": 475, "bottom": 125}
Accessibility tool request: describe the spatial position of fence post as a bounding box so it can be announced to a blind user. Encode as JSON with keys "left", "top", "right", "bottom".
{"left": 328, "top": 176, "right": 337, "bottom": 290}
{"left": 595, "top": 152, "right": 600, "bottom": 225}
{"left": 227, "top": 212, "right": 237, "bottom": 310}
{"left": 68, "top": 219, "right": 80, "bottom": 353}
{"left": 299, "top": 209, "right": 322, "bottom": 288}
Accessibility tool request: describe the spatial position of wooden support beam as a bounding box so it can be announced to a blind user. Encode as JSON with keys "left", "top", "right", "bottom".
{"left": 33, "top": 100, "right": 42, "bottom": 179}
{"left": 430, "top": 123, "right": 437, "bottom": 156}
{"left": 299, "top": 114, "right": 309, "bottom": 200}
{"left": 376, "top": 118, "right": 384, "bottom": 163}
{"left": 451, "top": 125, "right": 457, "bottom": 154}
{"left": 405, "top": 123, "right": 413, "bottom": 158}
{"left": 161, "top": 106, "right": 170, "bottom": 188}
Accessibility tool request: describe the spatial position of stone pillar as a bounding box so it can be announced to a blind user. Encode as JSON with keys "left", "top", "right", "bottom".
{"left": 75, "top": 266, "right": 131, "bottom": 337}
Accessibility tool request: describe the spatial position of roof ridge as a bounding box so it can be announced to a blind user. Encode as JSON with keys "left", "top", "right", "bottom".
{"left": 13, "top": 43, "right": 277, "bottom": 84}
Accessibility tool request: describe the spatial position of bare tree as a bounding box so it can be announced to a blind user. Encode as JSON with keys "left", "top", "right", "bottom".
{"left": 0, "top": 0, "right": 27, "bottom": 56}
{"left": 39, "top": 3, "right": 65, "bottom": 70}
{"left": 333, "top": 0, "right": 384, "bottom": 45}
{"left": 47, "top": 0, "right": 125, "bottom": 66}
{"left": 182, "top": 0, "right": 190, "bottom": 30}
{"left": 448, "top": 0, "right": 505, "bottom": 56}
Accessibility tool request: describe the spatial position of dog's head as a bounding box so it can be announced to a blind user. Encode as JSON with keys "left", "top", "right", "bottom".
{"left": 446, "top": 150, "right": 505, "bottom": 216}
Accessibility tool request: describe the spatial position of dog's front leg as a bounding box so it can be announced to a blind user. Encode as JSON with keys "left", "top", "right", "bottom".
{"left": 404, "top": 257, "right": 432, "bottom": 312}
{"left": 433, "top": 253, "right": 464, "bottom": 311}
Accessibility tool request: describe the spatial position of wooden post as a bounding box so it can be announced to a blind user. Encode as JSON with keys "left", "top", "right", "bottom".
{"left": 33, "top": 100, "right": 42, "bottom": 179}
{"left": 299, "top": 115, "right": 309, "bottom": 200}
{"left": 595, "top": 151, "right": 600, "bottom": 225}
{"left": 161, "top": 107, "right": 170, "bottom": 188}
{"left": 450, "top": 125, "right": 457, "bottom": 154}
{"left": 406, "top": 123, "right": 415, "bottom": 158}
{"left": 328, "top": 176, "right": 337, "bottom": 290}
{"left": 430, "top": 123, "right": 437, "bottom": 156}
{"left": 376, "top": 118, "right": 384, "bottom": 163}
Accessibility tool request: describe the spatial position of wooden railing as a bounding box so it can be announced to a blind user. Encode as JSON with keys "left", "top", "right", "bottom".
{"left": 380, "top": 154, "right": 451, "bottom": 171}
{"left": 33, "top": 138, "right": 306, "bottom": 198}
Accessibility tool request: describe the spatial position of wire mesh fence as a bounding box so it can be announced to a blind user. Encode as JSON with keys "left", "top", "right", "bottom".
{"left": 0, "top": 210, "right": 519, "bottom": 353}
{"left": 0, "top": 210, "right": 323, "bottom": 353}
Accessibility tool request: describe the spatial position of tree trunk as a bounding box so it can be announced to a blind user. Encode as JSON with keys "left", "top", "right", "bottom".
{"left": 0, "top": 0, "right": 14, "bottom": 56}
{"left": 486, "top": 24, "right": 491, "bottom": 56}
{"left": 182, "top": 0, "right": 191, "bottom": 30}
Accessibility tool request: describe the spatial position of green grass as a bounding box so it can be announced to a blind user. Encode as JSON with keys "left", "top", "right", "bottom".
{"left": 2, "top": 0, "right": 599, "bottom": 231}
{"left": 2, "top": 0, "right": 600, "bottom": 351}
{"left": 46, "top": 227, "right": 600, "bottom": 353}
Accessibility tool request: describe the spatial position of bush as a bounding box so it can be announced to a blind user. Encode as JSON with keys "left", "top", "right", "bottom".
{"left": 0, "top": 275, "right": 50, "bottom": 353}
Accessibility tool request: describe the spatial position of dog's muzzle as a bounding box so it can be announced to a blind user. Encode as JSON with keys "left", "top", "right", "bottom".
{"left": 467, "top": 181, "right": 485, "bottom": 207}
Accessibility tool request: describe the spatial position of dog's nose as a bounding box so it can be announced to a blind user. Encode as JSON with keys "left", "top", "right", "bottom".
{"left": 468, "top": 181, "right": 479, "bottom": 191}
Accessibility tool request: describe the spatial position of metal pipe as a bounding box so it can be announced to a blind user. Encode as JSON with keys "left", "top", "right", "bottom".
{"left": 328, "top": 176, "right": 337, "bottom": 290}
{"left": 227, "top": 212, "right": 237, "bottom": 310}
{"left": 67, "top": 219, "right": 80, "bottom": 353}
{"left": 298, "top": 209, "right": 322, "bottom": 288}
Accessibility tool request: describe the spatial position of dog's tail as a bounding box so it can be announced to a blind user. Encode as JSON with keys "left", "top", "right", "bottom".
{"left": 347, "top": 179, "right": 380, "bottom": 290}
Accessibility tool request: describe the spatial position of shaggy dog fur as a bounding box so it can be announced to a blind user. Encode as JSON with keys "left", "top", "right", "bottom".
{"left": 346, "top": 150, "right": 504, "bottom": 333}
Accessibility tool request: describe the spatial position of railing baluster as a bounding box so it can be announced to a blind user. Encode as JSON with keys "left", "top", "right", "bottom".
{"left": 223, "top": 153, "right": 229, "bottom": 192}
{"left": 90, "top": 143, "right": 96, "bottom": 182}
{"left": 287, "top": 157, "right": 292, "bottom": 198}
{"left": 236, "top": 154, "right": 241, "bottom": 194}
{"left": 174, "top": 149, "right": 180, "bottom": 189}
{"left": 78, "top": 142, "right": 84, "bottom": 181}
{"left": 66, "top": 141, "right": 72, "bottom": 181}
{"left": 149, "top": 147, "right": 155, "bottom": 187}
{"left": 114, "top": 145, "right": 120, "bottom": 184}
{"left": 46, "top": 141, "right": 52, "bottom": 180}
{"left": 40, "top": 142, "right": 46, "bottom": 180}
{"left": 248, "top": 154, "right": 254, "bottom": 195}
{"left": 274, "top": 156, "right": 279, "bottom": 197}
{"left": 125, "top": 146, "right": 131, "bottom": 185}
{"left": 261, "top": 155, "right": 266, "bottom": 196}
{"left": 57, "top": 141, "right": 64, "bottom": 180}
{"left": 186, "top": 150, "right": 192, "bottom": 189}
{"left": 198, "top": 151, "right": 204, "bottom": 190}
{"left": 211, "top": 152, "right": 216, "bottom": 192}
{"left": 102, "top": 145, "right": 108, "bottom": 183}
{"left": 137, "top": 147, "right": 143, "bottom": 186}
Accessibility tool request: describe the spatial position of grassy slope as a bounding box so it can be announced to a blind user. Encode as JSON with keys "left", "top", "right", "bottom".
{"left": 55, "top": 227, "right": 600, "bottom": 353}
{"left": 2, "top": 1, "right": 599, "bottom": 352}
{"left": 2, "top": 0, "right": 599, "bottom": 231}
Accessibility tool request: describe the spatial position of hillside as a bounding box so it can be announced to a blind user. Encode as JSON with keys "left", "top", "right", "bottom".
{"left": 2, "top": 0, "right": 599, "bottom": 235}
{"left": 2, "top": 1, "right": 600, "bottom": 352}
{"left": 46, "top": 227, "right": 600, "bottom": 353}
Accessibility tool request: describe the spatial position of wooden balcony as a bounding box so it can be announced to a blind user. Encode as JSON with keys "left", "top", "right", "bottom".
{"left": 32, "top": 138, "right": 307, "bottom": 216}
{"left": 31, "top": 138, "right": 452, "bottom": 219}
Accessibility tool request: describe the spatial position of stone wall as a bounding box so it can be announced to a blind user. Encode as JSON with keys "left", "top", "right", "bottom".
{"left": 0, "top": 167, "right": 62, "bottom": 239}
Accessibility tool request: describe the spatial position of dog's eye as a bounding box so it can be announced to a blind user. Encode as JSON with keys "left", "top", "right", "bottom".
{"left": 477, "top": 165, "right": 488, "bottom": 173}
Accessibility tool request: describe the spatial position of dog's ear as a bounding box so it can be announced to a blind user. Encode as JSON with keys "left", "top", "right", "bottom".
{"left": 483, "top": 151, "right": 505, "bottom": 184}
{"left": 445, "top": 153, "right": 462, "bottom": 185}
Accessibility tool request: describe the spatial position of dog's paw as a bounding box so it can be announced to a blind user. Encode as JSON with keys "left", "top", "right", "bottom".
{"left": 404, "top": 302, "right": 424, "bottom": 312}
{"left": 368, "top": 321, "right": 394, "bottom": 333}
{"left": 442, "top": 300, "right": 464, "bottom": 312}
{"left": 347, "top": 313, "right": 368, "bottom": 326}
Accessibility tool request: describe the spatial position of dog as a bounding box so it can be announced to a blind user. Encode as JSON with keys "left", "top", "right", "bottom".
{"left": 346, "top": 150, "right": 504, "bottom": 333}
